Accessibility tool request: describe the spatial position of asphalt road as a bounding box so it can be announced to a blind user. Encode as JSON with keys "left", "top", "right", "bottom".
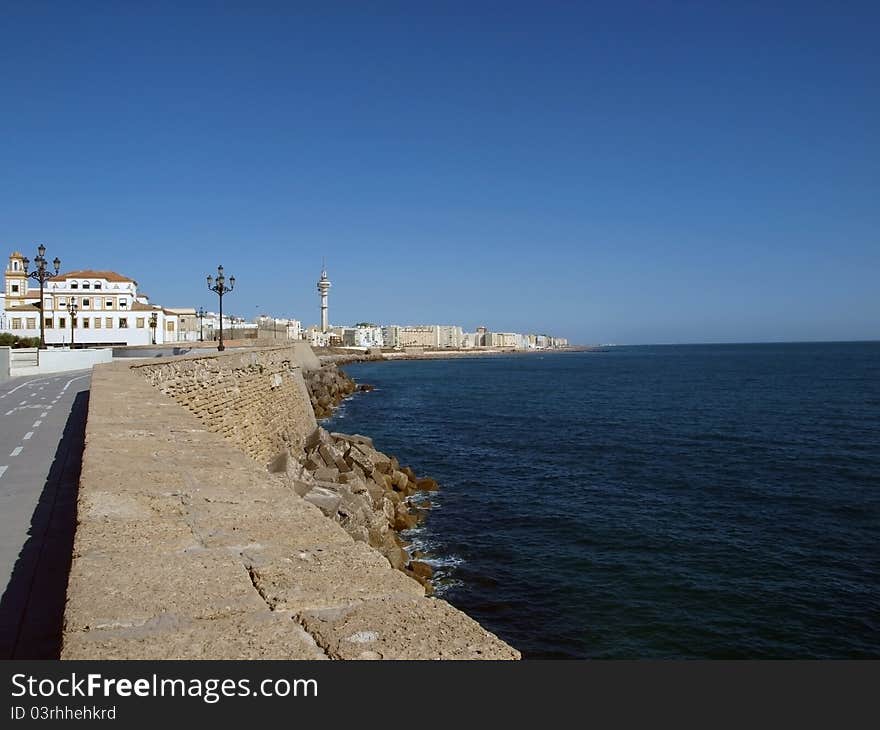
{"left": 0, "top": 370, "right": 91, "bottom": 658}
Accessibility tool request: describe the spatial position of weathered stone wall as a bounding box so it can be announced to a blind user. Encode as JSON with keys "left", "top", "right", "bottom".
{"left": 63, "top": 348, "right": 519, "bottom": 659}
{"left": 134, "top": 347, "right": 317, "bottom": 466}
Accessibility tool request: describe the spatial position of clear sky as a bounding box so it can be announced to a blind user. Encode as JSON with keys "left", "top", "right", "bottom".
{"left": 1, "top": 1, "right": 877, "bottom": 344}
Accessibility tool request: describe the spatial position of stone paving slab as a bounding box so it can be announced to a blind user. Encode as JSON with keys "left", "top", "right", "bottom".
{"left": 62, "top": 610, "right": 327, "bottom": 660}
{"left": 300, "top": 596, "right": 521, "bottom": 660}
{"left": 246, "top": 541, "right": 424, "bottom": 612}
{"left": 65, "top": 548, "right": 266, "bottom": 632}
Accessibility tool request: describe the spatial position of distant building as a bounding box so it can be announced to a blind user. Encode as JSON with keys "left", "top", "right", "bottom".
{"left": 305, "top": 325, "right": 331, "bottom": 348}
{"left": 382, "top": 325, "right": 402, "bottom": 349}
{"left": 350, "top": 324, "right": 383, "bottom": 348}
{"left": 2, "top": 251, "right": 185, "bottom": 346}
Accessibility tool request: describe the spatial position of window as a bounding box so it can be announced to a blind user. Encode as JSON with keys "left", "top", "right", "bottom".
{"left": 11, "top": 318, "right": 21, "bottom": 329}
{"left": 82, "top": 298, "right": 90, "bottom": 308}
{"left": 119, "top": 317, "right": 128, "bottom": 328}
{"left": 12, "top": 261, "right": 19, "bottom": 271}
{"left": 105, "top": 317, "right": 112, "bottom": 328}
{"left": 70, "top": 282, "right": 78, "bottom": 289}
{"left": 94, "top": 282, "right": 102, "bottom": 290}
{"left": 166, "top": 321, "right": 175, "bottom": 331}
{"left": 105, "top": 299, "right": 113, "bottom": 308}
{"left": 119, "top": 299, "right": 128, "bottom": 309}
{"left": 94, "top": 317, "right": 102, "bottom": 328}
{"left": 59, "top": 317, "right": 66, "bottom": 328}
{"left": 58, "top": 297, "right": 66, "bottom": 306}
{"left": 136, "top": 317, "right": 145, "bottom": 328}
{"left": 11, "top": 284, "right": 18, "bottom": 293}
{"left": 83, "top": 318, "right": 90, "bottom": 329}
{"left": 83, "top": 282, "right": 90, "bottom": 289}
{"left": 26, "top": 317, "right": 36, "bottom": 329}
{"left": 45, "top": 317, "right": 53, "bottom": 329}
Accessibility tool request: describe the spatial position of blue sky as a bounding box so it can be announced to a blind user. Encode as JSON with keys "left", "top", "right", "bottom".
{"left": 1, "top": 1, "right": 877, "bottom": 344}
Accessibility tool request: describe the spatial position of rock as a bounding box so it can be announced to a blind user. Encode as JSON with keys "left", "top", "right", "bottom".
{"left": 303, "top": 486, "right": 341, "bottom": 517}
{"left": 365, "top": 480, "right": 385, "bottom": 509}
{"left": 357, "top": 384, "right": 375, "bottom": 392}
{"left": 401, "top": 466, "right": 417, "bottom": 482}
{"left": 391, "top": 470, "right": 410, "bottom": 492}
{"left": 393, "top": 509, "right": 419, "bottom": 532}
{"left": 313, "top": 466, "right": 339, "bottom": 482}
{"left": 415, "top": 477, "right": 439, "bottom": 492}
{"left": 409, "top": 561, "right": 433, "bottom": 579}
{"left": 333, "top": 454, "right": 351, "bottom": 473}
{"left": 331, "top": 432, "right": 375, "bottom": 450}
{"left": 384, "top": 546, "right": 409, "bottom": 571}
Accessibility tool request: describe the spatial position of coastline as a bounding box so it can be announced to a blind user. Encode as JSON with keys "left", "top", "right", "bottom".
{"left": 316, "top": 345, "right": 605, "bottom": 367}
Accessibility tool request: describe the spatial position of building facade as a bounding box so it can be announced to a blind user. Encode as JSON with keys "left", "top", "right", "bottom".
{"left": 2, "top": 251, "right": 182, "bottom": 347}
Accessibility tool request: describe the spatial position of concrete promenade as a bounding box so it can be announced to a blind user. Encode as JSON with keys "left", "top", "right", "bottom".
{"left": 63, "top": 348, "right": 519, "bottom": 659}
{"left": 0, "top": 370, "right": 90, "bottom": 658}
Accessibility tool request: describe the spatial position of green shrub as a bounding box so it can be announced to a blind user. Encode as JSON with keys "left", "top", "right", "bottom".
{"left": 0, "top": 333, "right": 42, "bottom": 348}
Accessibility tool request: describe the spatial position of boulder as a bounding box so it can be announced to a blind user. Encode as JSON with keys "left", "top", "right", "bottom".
{"left": 331, "top": 432, "right": 375, "bottom": 450}
{"left": 303, "top": 486, "right": 341, "bottom": 517}
{"left": 409, "top": 561, "right": 433, "bottom": 580}
{"left": 415, "top": 477, "right": 439, "bottom": 492}
{"left": 401, "top": 466, "right": 417, "bottom": 482}
{"left": 313, "top": 466, "right": 339, "bottom": 482}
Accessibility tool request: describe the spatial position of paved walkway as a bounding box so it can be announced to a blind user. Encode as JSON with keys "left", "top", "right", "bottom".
{"left": 0, "top": 370, "right": 90, "bottom": 658}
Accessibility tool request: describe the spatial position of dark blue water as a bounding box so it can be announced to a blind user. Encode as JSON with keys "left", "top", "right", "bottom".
{"left": 326, "top": 343, "right": 880, "bottom": 658}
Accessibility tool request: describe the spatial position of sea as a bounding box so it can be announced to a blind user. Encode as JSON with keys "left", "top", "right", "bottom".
{"left": 325, "top": 342, "right": 880, "bottom": 658}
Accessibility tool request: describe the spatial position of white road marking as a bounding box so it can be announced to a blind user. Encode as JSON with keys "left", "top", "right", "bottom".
{"left": 40, "top": 412, "right": 48, "bottom": 417}
{"left": 10, "top": 447, "right": 23, "bottom": 457}
{"left": 62, "top": 374, "right": 89, "bottom": 392}
{"left": 1, "top": 378, "right": 53, "bottom": 397}
{"left": 33, "top": 420, "right": 42, "bottom": 428}
{"left": 0, "top": 466, "right": 7, "bottom": 479}
{"left": 4, "top": 410, "right": 12, "bottom": 416}
{"left": 19, "top": 400, "right": 27, "bottom": 406}
{"left": 23, "top": 431, "right": 34, "bottom": 440}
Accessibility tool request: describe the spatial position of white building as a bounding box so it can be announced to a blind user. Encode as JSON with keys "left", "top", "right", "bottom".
{"left": 351, "top": 325, "right": 383, "bottom": 348}
{"left": 255, "top": 315, "right": 302, "bottom": 341}
{"left": 382, "top": 325, "right": 402, "bottom": 349}
{"left": 2, "top": 251, "right": 185, "bottom": 347}
{"left": 305, "top": 325, "right": 332, "bottom": 348}
{"left": 436, "top": 325, "right": 463, "bottom": 348}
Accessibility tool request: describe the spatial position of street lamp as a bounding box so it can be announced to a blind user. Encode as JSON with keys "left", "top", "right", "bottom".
{"left": 206, "top": 265, "right": 235, "bottom": 352}
{"left": 66, "top": 302, "right": 78, "bottom": 349}
{"left": 149, "top": 312, "right": 158, "bottom": 345}
{"left": 22, "top": 243, "right": 61, "bottom": 349}
{"left": 197, "top": 307, "right": 206, "bottom": 342}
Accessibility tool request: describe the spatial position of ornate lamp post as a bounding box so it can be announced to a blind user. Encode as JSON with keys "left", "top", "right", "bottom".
{"left": 66, "top": 302, "right": 78, "bottom": 349}
{"left": 149, "top": 312, "right": 158, "bottom": 345}
{"left": 197, "top": 307, "right": 206, "bottom": 342}
{"left": 206, "top": 265, "right": 234, "bottom": 352}
{"left": 22, "top": 244, "right": 61, "bottom": 349}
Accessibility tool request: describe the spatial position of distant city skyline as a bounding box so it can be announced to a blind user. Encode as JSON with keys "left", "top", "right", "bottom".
{"left": 1, "top": 3, "right": 877, "bottom": 345}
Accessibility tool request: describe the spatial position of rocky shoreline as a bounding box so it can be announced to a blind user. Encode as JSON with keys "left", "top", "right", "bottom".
{"left": 289, "top": 363, "right": 437, "bottom": 591}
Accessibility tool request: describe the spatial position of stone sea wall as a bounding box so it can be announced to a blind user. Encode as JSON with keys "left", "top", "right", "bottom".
{"left": 136, "top": 347, "right": 317, "bottom": 465}
{"left": 63, "top": 345, "right": 519, "bottom": 659}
